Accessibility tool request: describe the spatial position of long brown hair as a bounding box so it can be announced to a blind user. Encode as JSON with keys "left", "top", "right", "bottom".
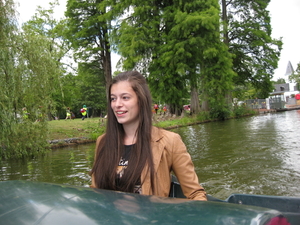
{"left": 91, "top": 71, "right": 155, "bottom": 193}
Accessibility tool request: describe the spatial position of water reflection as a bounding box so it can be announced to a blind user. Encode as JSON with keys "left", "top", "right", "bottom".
{"left": 0, "top": 145, "right": 95, "bottom": 187}
{"left": 1, "top": 111, "right": 300, "bottom": 199}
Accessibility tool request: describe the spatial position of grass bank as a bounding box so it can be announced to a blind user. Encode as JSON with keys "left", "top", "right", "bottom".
{"left": 47, "top": 118, "right": 105, "bottom": 140}
{"left": 48, "top": 108, "right": 256, "bottom": 147}
{"left": 47, "top": 114, "right": 209, "bottom": 142}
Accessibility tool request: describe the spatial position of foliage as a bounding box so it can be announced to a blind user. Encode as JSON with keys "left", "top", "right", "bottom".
{"left": 21, "top": 1, "right": 73, "bottom": 119}
{"left": 195, "top": 111, "right": 211, "bottom": 121}
{"left": 222, "top": 0, "right": 282, "bottom": 98}
{"left": 0, "top": 120, "right": 49, "bottom": 159}
{"left": 104, "top": 0, "right": 235, "bottom": 115}
{"left": 232, "top": 105, "right": 249, "bottom": 117}
{"left": 289, "top": 62, "right": 300, "bottom": 90}
{"left": 0, "top": 0, "right": 51, "bottom": 159}
{"left": 76, "top": 61, "right": 107, "bottom": 117}
{"left": 64, "top": 0, "right": 112, "bottom": 91}
{"left": 273, "top": 78, "right": 286, "bottom": 84}
{"left": 200, "top": 39, "right": 236, "bottom": 112}
{"left": 209, "top": 105, "right": 231, "bottom": 120}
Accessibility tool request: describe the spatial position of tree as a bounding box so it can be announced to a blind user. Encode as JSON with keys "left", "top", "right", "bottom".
{"left": 64, "top": 0, "right": 112, "bottom": 92}
{"left": 76, "top": 61, "right": 107, "bottom": 117}
{"left": 273, "top": 78, "right": 286, "bottom": 84}
{"left": 199, "top": 40, "right": 235, "bottom": 116}
{"left": 108, "top": 0, "right": 188, "bottom": 115}
{"left": 221, "top": 0, "right": 282, "bottom": 98}
{"left": 289, "top": 62, "right": 300, "bottom": 90}
{"left": 21, "top": 1, "right": 70, "bottom": 119}
{"left": 108, "top": 0, "right": 235, "bottom": 115}
{"left": 0, "top": 0, "right": 57, "bottom": 158}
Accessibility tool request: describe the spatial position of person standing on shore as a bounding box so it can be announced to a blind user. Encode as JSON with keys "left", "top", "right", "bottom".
{"left": 65, "top": 107, "right": 71, "bottom": 120}
{"left": 154, "top": 103, "right": 159, "bottom": 114}
{"left": 90, "top": 71, "right": 206, "bottom": 200}
{"left": 81, "top": 105, "right": 87, "bottom": 120}
{"left": 163, "top": 106, "right": 167, "bottom": 115}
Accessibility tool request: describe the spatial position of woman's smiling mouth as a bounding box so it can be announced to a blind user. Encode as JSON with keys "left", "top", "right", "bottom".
{"left": 116, "top": 111, "right": 127, "bottom": 115}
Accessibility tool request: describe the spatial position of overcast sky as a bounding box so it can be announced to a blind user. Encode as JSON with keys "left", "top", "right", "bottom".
{"left": 16, "top": 0, "right": 300, "bottom": 80}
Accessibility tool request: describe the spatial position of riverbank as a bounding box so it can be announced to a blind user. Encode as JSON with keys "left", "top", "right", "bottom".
{"left": 48, "top": 105, "right": 300, "bottom": 148}
{"left": 48, "top": 111, "right": 256, "bottom": 148}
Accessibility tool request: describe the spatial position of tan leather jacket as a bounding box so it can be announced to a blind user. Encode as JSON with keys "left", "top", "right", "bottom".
{"left": 91, "top": 126, "right": 207, "bottom": 201}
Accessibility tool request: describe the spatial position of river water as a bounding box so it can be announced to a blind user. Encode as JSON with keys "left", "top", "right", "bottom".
{"left": 1, "top": 110, "right": 300, "bottom": 200}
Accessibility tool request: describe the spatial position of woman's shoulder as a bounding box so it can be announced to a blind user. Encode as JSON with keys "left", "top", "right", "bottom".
{"left": 152, "top": 126, "right": 181, "bottom": 141}
{"left": 97, "top": 133, "right": 105, "bottom": 140}
{"left": 152, "top": 126, "right": 186, "bottom": 153}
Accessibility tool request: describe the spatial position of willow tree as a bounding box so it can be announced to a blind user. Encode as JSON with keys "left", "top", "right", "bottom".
{"left": 20, "top": 29, "right": 64, "bottom": 121}
{"left": 0, "top": 0, "right": 62, "bottom": 158}
{"left": 0, "top": 0, "right": 20, "bottom": 159}
{"left": 22, "top": 1, "right": 72, "bottom": 118}
{"left": 221, "top": 0, "right": 282, "bottom": 98}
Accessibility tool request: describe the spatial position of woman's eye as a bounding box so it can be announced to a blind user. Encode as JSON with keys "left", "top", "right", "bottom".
{"left": 123, "top": 96, "right": 130, "bottom": 100}
{"left": 110, "top": 97, "right": 116, "bottom": 101}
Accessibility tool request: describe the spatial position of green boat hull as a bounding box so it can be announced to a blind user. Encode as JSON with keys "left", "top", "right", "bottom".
{"left": 0, "top": 180, "right": 295, "bottom": 225}
{"left": 170, "top": 178, "right": 300, "bottom": 225}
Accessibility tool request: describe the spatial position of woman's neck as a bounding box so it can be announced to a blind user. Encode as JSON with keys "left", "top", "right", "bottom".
{"left": 123, "top": 125, "right": 138, "bottom": 145}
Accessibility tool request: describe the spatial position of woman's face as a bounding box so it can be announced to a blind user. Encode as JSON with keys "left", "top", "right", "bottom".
{"left": 110, "top": 81, "right": 139, "bottom": 129}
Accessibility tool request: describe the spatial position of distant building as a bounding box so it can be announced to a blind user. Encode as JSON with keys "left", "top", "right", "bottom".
{"left": 269, "top": 61, "right": 299, "bottom": 108}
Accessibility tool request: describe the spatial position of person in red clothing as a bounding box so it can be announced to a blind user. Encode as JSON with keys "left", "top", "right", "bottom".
{"left": 163, "top": 106, "right": 167, "bottom": 115}
{"left": 154, "top": 104, "right": 159, "bottom": 114}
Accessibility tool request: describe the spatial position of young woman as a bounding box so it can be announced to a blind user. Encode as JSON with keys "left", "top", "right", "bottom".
{"left": 90, "top": 71, "right": 206, "bottom": 201}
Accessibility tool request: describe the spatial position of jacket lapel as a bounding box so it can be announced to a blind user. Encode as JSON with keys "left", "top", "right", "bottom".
{"left": 141, "top": 127, "right": 164, "bottom": 195}
{"left": 151, "top": 127, "right": 164, "bottom": 172}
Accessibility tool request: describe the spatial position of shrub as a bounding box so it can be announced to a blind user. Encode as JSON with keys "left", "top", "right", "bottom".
{"left": 209, "top": 106, "right": 230, "bottom": 120}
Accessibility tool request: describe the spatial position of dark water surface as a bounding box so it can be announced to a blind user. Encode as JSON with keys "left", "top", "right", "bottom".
{"left": 1, "top": 110, "right": 300, "bottom": 199}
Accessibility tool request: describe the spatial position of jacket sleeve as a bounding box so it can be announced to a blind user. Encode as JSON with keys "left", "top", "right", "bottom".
{"left": 170, "top": 133, "right": 207, "bottom": 201}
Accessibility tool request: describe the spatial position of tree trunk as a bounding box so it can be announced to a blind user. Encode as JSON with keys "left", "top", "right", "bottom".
{"left": 103, "top": 49, "right": 112, "bottom": 93}
{"left": 190, "top": 87, "right": 200, "bottom": 114}
{"left": 201, "top": 84, "right": 209, "bottom": 111}
{"left": 225, "top": 92, "right": 232, "bottom": 109}
{"left": 221, "top": 0, "right": 229, "bottom": 46}
{"left": 169, "top": 104, "right": 182, "bottom": 116}
{"left": 201, "top": 98, "right": 209, "bottom": 111}
{"left": 102, "top": 27, "right": 112, "bottom": 95}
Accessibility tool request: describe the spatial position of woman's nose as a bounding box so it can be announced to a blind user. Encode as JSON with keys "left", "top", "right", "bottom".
{"left": 115, "top": 98, "right": 123, "bottom": 107}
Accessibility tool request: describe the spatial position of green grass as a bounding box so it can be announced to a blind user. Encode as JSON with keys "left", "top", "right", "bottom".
{"left": 47, "top": 108, "right": 256, "bottom": 141}
{"left": 47, "top": 116, "right": 193, "bottom": 141}
{"left": 47, "top": 117, "right": 105, "bottom": 140}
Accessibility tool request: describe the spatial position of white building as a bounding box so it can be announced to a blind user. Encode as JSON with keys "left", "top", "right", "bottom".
{"left": 269, "top": 61, "right": 299, "bottom": 108}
